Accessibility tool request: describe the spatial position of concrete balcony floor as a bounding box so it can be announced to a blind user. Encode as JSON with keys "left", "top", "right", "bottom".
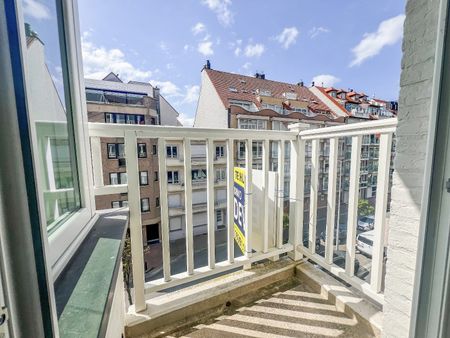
{"left": 179, "top": 282, "right": 369, "bottom": 338}
{"left": 133, "top": 260, "right": 381, "bottom": 338}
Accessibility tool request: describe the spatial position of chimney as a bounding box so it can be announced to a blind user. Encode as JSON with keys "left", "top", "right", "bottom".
{"left": 297, "top": 81, "right": 304, "bottom": 87}
{"left": 311, "top": 81, "right": 315, "bottom": 87}
{"left": 255, "top": 72, "right": 266, "bottom": 79}
{"left": 205, "top": 60, "right": 211, "bottom": 69}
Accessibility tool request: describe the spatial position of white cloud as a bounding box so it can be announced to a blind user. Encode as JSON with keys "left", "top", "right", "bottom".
{"left": 178, "top": 113, "right": 195, "bottom": 127}
{"left": 234, "top": 47, "right": 241, "bottom": 56}
{"left": 244, "top": 43, "right": 265, "bottom": 57}
{"left": 309, "top": 26, "right": 330, "bottom": 39}
{"left": 201, "top": 0, "right": 233, "bottom": 26}
{"left": 81, "top": 34, "right": 152, "bottom": 82}
{"left": 150, "top": 80, "right": 181, "bottom": 97}
{"left": 312, "top": 74, "right": 341, "bottom": 87}
{"left": 166, "top": 63, "right": 174, "bottom": 70}
{"left": 159, "top": 41, "right": 169, "bottom": 52}
{"left": 276, "top": 27, "right": 299, "bottom": 49}
{"left": 182, "top": 85, "right": 200, "bottom": 104}
{"left": 350, "top": 14, "right": 405, "bottom": 67}
{"left": 192, "top": 22, "right": 206, "bottom": 35}
{"left": 242, "top": 62, "right": 251, "bottom": 70}
{"left": 198, "top": 40, "right": 214, "bottom": 56}
{"left": 23, "top": 0, "right": 50, "bottom": 20}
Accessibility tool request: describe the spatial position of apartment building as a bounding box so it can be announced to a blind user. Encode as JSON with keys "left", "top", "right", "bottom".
{"left": 194, "top": 64, "right": 351, "bottom": 229}
{"left": 194, "top": 63, "right": 398, "bottom": 229}
{"left": 312, "top": 86, "right": 398, "bottom": 204}
{"left": 85, "top": 73, "right": 180, "bottom": 267}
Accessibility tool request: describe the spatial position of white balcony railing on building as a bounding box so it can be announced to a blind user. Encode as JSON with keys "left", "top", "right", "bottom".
{"left": 89, "top": 123, "right": 297, "bottom": 313}
{"left": 88, "top": 118, "right": 397, "bottom": 312}
{"left": 293, "top": 118, "right": 397, "bottom": 303}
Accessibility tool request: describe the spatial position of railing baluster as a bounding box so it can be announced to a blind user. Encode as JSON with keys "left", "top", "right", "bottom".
{"left": 206, "top": 138, "right": 216, "bottom": 269}
{"left": 277, "top": 140, "right": 285, "bottom": 249}
{"left": 371, "top": 132, "right": 393, "bottom": 292}
{"left": 325, "top": 138, "right": 338, "bottom": 264}
{"left": 262, "top": 139, "right": 270, "bottom": 253}
{"left": 288, "top": 135, "right": 305, "bottom": 260}
{"left": 157, "top": 138, "right": 171, "bottom": 281}
{"left": 309, "top": 139, "right": 320, "bottom": 254}
{"left": 226, "top": 139, "right": 235, "bottom": 263}
{"left": 183, "top": 138, "right": 194, "bottom": 275}
{"left": 345, "top": 135, "right": 362, "bottom": 276}
{"left": 245, "top": 140, "right": 253, "bottom": 258}
{"left": 90, "top": 136, "right": 104, "bottom": 188}
{"left": 124, "top": 131, "right": 146, "bottom": 312}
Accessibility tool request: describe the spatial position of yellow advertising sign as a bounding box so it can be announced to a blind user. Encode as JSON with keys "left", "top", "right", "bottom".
{"left": 233, "top": 167, "right": 246, "bottom": 254}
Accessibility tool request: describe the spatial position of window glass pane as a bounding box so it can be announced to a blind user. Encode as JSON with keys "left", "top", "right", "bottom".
{"left": 110, "top": 173, "right": 118, "bottom": 185}
{"left": 119, "top": 172, "right": 128, "bottom": 184}
{"left": 22, "top": 0, "right": 80, "bottom": 231}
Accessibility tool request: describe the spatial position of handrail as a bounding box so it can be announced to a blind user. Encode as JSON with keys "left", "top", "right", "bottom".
{"left": 88, "top": 122, "right": 297, "bottom": 140}
{"left": 296, "top": 118, "right": 397, "bottom": 140}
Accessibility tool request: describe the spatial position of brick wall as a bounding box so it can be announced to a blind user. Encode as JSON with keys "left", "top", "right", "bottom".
{"left": 383, "top": 0, "right": 440, "bottom": 336}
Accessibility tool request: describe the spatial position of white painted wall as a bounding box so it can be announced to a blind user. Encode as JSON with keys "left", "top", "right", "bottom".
{"left": 194, "top": 70, "right": 229, "bottom": 128}
{"left": 383, "top": 1, "right": 440, "bottom": 337}
{"left": 159, "top": 95, "right": 181, "bottom": 126}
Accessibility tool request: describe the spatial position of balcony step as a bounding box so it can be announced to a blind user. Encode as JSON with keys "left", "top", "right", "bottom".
{"left": 183, "top": 281, "right": 372, "bottom": 337}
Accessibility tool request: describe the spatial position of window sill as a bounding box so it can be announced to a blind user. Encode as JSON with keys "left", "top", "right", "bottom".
{"left": 55, "top": 209, "right": 128, "bottom": 338}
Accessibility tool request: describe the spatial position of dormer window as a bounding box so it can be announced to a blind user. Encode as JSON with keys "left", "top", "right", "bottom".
{"left": 257, "top": 89, "right": 272, "bottom": 97}
{"left": 283, "top": 92, "right": 297, "bottom": 100}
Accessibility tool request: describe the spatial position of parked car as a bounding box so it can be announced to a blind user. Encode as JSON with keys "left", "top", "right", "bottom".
{"left": 357, "top": 215, "right": 375, "bottom": 231}
{"left": 356, "top": 230, "right": 374, "bottom": 257}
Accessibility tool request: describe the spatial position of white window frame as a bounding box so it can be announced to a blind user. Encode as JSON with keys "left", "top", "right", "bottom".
{"left": 215, "top": 145, "right": 225, "bottom": 158}
{"left": 141, "top": 198, "right": 150, "bottom": 212}
{"left": 166, "top": 145, "right": 178, "bottom": 158}
{"left": 139, "top": 171, "right": 148, "bottom": 185}
{"left": 23, "top": 0, "right": 98, "bottom": 280}
{"left": 168, "top": 170, "right": 179, "bottom": 184}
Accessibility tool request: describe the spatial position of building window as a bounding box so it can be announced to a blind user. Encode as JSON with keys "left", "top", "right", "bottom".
{"left": 238, "top": 118, "right": 266, "bottom": 130}
{"left": 215, "top": 168, "right": 226, "bottom": 182}
{"left": 152, "top": 144, "right": 157, "bottom": 155}
{"left": 105, "top": 113, "right": 114, "bottom": 123}
{"left": 137, "top": 143, "right": 147, "bottom": 158}
{"left": 192, "top": 169, "right": 207, "bottom": 181}
{"left": 238, "top": 142, "right": 246, "bottom": 159}
{"left": 156, "top": 197, "right": 160, "bottom": 207}
{"left": 166, "top": 145, "right": 178, "bottom": 158}
{"left": 252, "top": 141, "right": 263, "bottom": 159}
{"left": 141, "top": 198, "right": 150, "bottom": 212}
{"left": 215, "top": 145, "right": 225, "bottom": 158}
{"left": 112, "top": 200, "right": 128, "bottom": 208}
{"left": 107, "top": 143, "right": 125, "bottom": 159}
{"left": 216, "top": 210, "right": 223, "bottom": 224}
{"left": 168, "top": 171, "right": 179, "bottom": 184}
{"left": 104, "top": 113, "right": 145, "bottom": 124}
{"left": 150, "top": 117, "right": 156, "bottom": 125}
{"left": 109, "top": 172, "right": 127, "bottom": 185}
{"left": 154, "top": 171, "right": 159, "bottom": 181}
{"left": 140, "top": 171, "right": 148, "bottom": 186}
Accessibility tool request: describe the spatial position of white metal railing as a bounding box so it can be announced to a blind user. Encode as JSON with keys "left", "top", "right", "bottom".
{"left": 88, "top": 123, "right": 298, "bottom": 312}
{"left": 88, "top": 118, "right": 397, "bottom": 311}
{"left": 291, "top": 118, "right": 397, "bottom": 304}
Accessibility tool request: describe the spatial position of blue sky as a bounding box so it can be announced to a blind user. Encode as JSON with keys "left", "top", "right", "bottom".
{"left": 75, "top": 0, "right": 406, "bottom": 125}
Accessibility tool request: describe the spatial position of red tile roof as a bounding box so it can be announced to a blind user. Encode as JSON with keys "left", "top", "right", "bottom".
{"left": 205, "top": 69, "right": 334, "bottom": 115}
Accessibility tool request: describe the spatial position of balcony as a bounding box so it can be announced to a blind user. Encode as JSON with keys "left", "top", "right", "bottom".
{"left": 83, "top": 118, "right": 398, "bottom": 337}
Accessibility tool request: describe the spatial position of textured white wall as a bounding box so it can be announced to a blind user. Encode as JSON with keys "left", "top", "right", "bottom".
{"left": 383, "top": 0, "right": 440, "bottom": 337}
{"left": 194, "top": 70, "right": 228, "bottom": 128}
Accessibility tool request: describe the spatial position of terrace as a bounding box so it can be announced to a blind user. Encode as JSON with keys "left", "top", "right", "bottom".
{"left": 85, "top": 118, "right": 396, "bottom": 337}
{"left": 1, "top": 0, "right": 447, "bottom": 337}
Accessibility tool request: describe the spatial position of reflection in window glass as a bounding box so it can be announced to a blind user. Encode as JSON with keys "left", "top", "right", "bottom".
{"left": 22, "top": 0, "right": 80, "bottom": 230}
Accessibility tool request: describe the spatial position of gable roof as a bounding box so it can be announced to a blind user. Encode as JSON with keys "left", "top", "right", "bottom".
{"left": 204, "top": 68, "right": 335, "bottom": 116}
{"left": 102, "top": 72, "right": 123, "bottom": 82}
